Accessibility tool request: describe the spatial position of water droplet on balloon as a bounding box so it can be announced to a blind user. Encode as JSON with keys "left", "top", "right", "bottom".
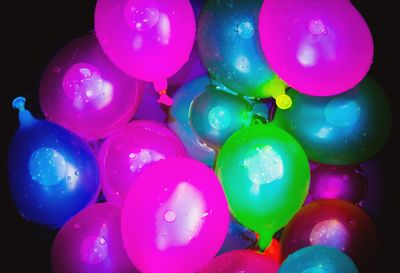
{"left": 67, "top": 176, "right": 71, "bottom": 181}
{"left": 75, "top": 171, "right": 79, "bottom": 176}
{"left": 99, "top": 237, "right": 106, "bottom": 245}
{"left": 308, "top": 19, "right": 328, "bottom": 35}
{"left": 163, "top": 210, "right": 176, "bottom": 223}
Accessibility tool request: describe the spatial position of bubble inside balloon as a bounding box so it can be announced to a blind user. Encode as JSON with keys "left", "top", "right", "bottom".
{"left": 259, "top": 0, "right": 374, "bottom": 96}
{"left": 52, "top": 203, "right": 139, "bottom": 273}
{"left": 39, "top": 34, "right": 144, "bottom": 141}
{"left": 121, "top": 157, "right": 229, "bottom": 273}
{"left": 273, "top": 77, "right": 392, "bottom": 165}
{"left": 279, "top": 245, "right": 359, "bottom": 273}
{"left": 216, "top": 124, "right": 310, "bottom": 250}
{"left": 98, "top": 120, "right": 186, "bottom": 204}
{"left": 8, "top": 97, "right": 100, "bottom": 228}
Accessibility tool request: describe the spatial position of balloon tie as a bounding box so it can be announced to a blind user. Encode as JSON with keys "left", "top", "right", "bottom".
{"left": 157, "top": 90, "right": 174, "bottom": 106}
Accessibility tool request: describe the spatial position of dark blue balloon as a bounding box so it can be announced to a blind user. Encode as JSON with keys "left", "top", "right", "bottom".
{"left": 8, "top": 97, "right": 100, "bottom": 228}
{"left": 218, "top": 217, "right": 257, "bottom": 255}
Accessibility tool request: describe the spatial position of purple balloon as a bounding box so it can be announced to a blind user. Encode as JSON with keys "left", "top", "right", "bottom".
{"left": 98, "top": 120, "right": 187, "bottom": 204}
{"left": 259, "top": 0, "right": 373, "bottom": 96}
{"left": 40, "top": 34, "right": 144, "bottom": 141}
{"left": 308, "top": 164, "right": 367, "bottom": 203}
{"left": 134, "top": 84, "right": 167, "bottom": 124}
{"left": 52, "top": 203, "right": 138, "bottom": 273}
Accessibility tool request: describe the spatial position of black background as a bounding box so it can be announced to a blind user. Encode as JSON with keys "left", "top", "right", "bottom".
{"left": 1, "top": 1, "right": 398, "bottom": 272}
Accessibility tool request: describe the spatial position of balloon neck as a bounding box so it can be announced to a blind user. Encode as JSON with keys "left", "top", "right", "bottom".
{"left": 12, "top": 97, "right": 36, "bottom": 127}
{"left": 263, "top": 77, "right": 292, "bottom": 110}
{"left": 153, "top": 79, "right": 173, "bottom": 106}
{"left": 258, "top": 230, "right": 274, "bottom": 251}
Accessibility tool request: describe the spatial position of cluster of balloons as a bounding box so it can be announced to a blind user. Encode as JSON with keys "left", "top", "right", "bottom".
{"left": 8, "top": 0, "right": 391, "bottom": 273}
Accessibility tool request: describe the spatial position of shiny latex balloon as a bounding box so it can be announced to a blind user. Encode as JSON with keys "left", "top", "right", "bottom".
{"left": 218, "top": 217, "right": 257, "bottom": 255}
{"left": 52, "top": 203, "right": 138, "bottom": 273}
{"left": 168, "top": 76, "right": 217, "bottom": 166}
{"left": 134, "top": 83, "right": 167, "bottom": 124}
{"left": 190, "top": 85, "right": 253, "bottom": 146}
{"left": 273, "top": 77, "right": 392, "bottom": 165}
{"left": 279, "top": 245, "right": 359, "bottom": 273}
{"left": 197, "top": 0, "right": 291, "bottom": 106}
{"left": 168, "top": 76, "right": 271, "bottom": 166}
{"left": 8, "top": 97, "right": 100, "bottom": 228}
{"left": 39, "top": 34, "right": 143, "bottom": 141}
{"left": 309, "top": 164, "right": 367, "bottom": 203}
{"left": 259, "top": 0, "right": 373, "bottom": 96}
{"left": 200, "top": 250, "right": 280, "bottom": 273}
{"left": 281, "top": 200, "right": 378, "bottom": 273}
{"left": 121, "top": 157, "right": 229, "bottom": 273}
{"left": 98, "top": 120, "right": 186, "bottom": 204}
{"left": 216, "top": 124, "right": 310, "bottom": 250}
{"left": 95, "top": 0, "right": 196, "bottom": 105}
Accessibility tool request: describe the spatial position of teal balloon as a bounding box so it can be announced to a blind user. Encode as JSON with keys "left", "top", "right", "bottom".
{"left": 279, "top": 245, "right": 359, "bottom": 273}
{"left": 190, "top": 85, "right": 253, "bottom": 146}
{"left": 273, "top": 77, "right": 392, "bottom": 165}
{"left": 168, "top": 76, "right": 216, "bottom": 167}
{"left": 197, "top": 0, "right": 276, "bottom": 98}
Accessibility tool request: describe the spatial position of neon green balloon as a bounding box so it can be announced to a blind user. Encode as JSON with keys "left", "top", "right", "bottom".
{"left": 215, "top": 124, "right": 310, "bottom": 250}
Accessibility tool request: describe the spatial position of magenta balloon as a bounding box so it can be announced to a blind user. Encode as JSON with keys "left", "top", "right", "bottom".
{"left": 121, "top": 157, "right": 229, "bottom": 273}
{"left": 259, "top": 0, "right": 373, "bottom": 96}
{"left": 39, "top": 34, "right": 143, "bottom": 141}
{"left": 98, "top": 120, "right": 186, "bottom": 204}
{"left": 95, "top": 0, "right": 196, "bottom": 101}
{"left": 200, "top": 250, "right": 280, "bottom": 273}
{"left": 52, "top": 203, "right": 138, "bottom": 273}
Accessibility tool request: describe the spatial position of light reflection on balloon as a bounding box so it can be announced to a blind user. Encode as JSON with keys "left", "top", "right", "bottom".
{"left": 39, "top": 34, "right": 143, "bottom": 141}
{"left": 8, "top": 97, "right": 100, "bottom": 228}
{"left": 121, "top": 157, "right": 229, "bottom": 273}
{"left": 273, "top": 77, "right": 392, "bottom": 165}
{"left": 52, "top": 203, "right": 139, "bottom": 273}
{"left": 98, "top": 120, "right": 186, "bottom": 204}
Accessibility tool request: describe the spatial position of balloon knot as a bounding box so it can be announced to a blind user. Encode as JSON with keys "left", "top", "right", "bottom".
{"left": 12, "top": 96, "right": 26, "bottom": 111}
{"left": 157, "top": 91, "right": 174, "bottom": 106}
{"left": 276, "top": 94, "right": 292, "bottom": 110}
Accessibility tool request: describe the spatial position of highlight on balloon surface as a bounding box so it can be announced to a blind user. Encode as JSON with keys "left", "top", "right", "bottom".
{"left": 281, "top": 199, "right": 378, "bottom": 273}
{"left": 197, "top": 0, "right": 292, "bottom": 109}
{"left": 200, "top": 249, "right": 280, "bottom": 273}
{"left": 39, "top": 34, "right": 144, "bottom": 141}
{"left": 98, "top": 120, "right": 186, "bottom": 204}
{"left": 216, "top": 124, "right": 310, "bottom": 250}
{"left": 121, "top": 157, "right": 229, "bottom": 273}
{"left": 308, "top": 164, "right": 367, "bottom": 204}
{"left": 95, "top": 0, "right": 196, "bottom": 105}
{"left": 273, "top": 76, "right": 392, "bottom": 165}
{"left": 278, "top": 245, "right": 359, "bottom": 273}
{"left": 259, "top": 0, "right": 374, "bottom": 96}
{"left": 52, "top": 203, "right": 138, "bottom": 273}
{"left": 8, "top": 97, "right": 100, "bottom": 228}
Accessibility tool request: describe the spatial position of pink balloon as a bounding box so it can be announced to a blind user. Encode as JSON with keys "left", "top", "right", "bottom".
{"left": 121, "top": 157, "right": 229, "bottom": 273}
{"left": 95, "top": 0, "right": 196, "bottom": 105}
{"left": 259, "top": 0, "right": 373, "bottom": 96}
{"left": 52, "top": 203, "right": 138, "bottom": 273}
{"left": 39, "top": 34, "right": 143, "bottom": 141}
{"left": 98, "top": 120, "right": 186, "bottom": 204}
{"left": 200, "top": 250, "right": 280, "bottom": 273}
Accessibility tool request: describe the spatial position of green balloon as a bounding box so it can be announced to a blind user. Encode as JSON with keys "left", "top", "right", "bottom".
{"left": 215, "top": 124, "right": 310, "bottom": 250}
{"left": 273, "top": 77, "right": 392, "bottom": 165}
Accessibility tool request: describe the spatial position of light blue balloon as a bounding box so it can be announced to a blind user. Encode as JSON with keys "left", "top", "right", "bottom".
{"left": 279, "top": 245, "right": 359, "bottom": 273}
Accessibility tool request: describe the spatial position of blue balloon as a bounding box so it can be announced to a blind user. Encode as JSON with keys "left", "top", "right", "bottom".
{"left": 8, "top": 97, "right": 100, "bottom": 228}
{"left": 218, "top": 217, "right": 257, "bottom": 255}
{"left": 279, "top": 245, "right": 359, "bottom": 273}
{"left": 197, "top": 0, "right": 279, "bottom": 99}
